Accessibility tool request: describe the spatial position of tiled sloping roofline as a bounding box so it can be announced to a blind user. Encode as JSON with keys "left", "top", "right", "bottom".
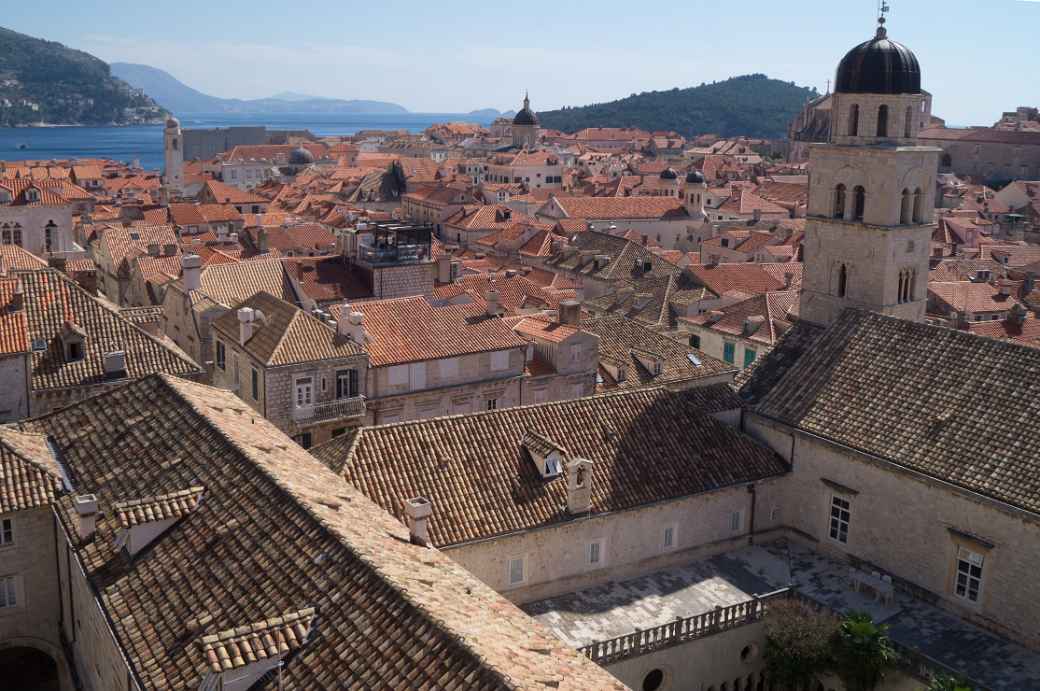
{"left": 26, "top": 375, "right": 622, "bottom": 690}
{"left": 753, "top": 309, "right": 1040, "bottom": 516}
{"left": 112, "top": 486, "right": 205, "bottom": 529}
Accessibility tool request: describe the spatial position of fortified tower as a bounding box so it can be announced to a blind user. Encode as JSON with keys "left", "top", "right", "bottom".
{"left": 799, "top": 13, "right": 941, "bottom": 326}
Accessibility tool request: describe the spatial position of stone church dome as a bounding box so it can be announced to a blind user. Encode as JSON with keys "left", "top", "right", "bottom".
{"left": 289, "top": 147, "right": 316, "bottom": 165}
{"left": 660, "top": 167, "right": 679, "bottom": 180}
{"left": 835, "top": 23, "right": 921, "bottom": 95}
{"left": 513, "top": 92, "right": 539, "bottom": 127}
{"left": 685, "top": 170, "right": 705, "bottom": 184}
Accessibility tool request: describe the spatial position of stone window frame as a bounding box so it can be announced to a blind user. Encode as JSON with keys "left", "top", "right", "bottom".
{"left": 0, "top": 516, "right": 12, "bottom": 548}
{"left": 729, "top": 510, "right": 744, "bottom": 534}
{"left": 506, "top": 554, "right": 527, "bottom": 587}
{"left": 586, "top": 537, "right": 607, "bottom": 567}
{"left": 0, "top": 573, "right": 19, "bottom": 609}
{"left": 946, "top": 528, "right": 993, "bottom": 609}
{"left": 662, "top": 523, "right": 678, "bottom": 551}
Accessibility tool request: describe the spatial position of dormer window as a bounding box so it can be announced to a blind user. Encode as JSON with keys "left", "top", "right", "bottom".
{"left": 60, "top": 321, "right": 87, "bottom": 362}
{"left": 198, "top": 607, "right": 316, "bottom": 691}
{"left": 113, "top": 486, "right": 204, "bottom": 557}
{"left": 24, "top": 187, "right": 40, "bottom": 203}
{"left": 522, "top": 430, "right": 567, "bottom": 479}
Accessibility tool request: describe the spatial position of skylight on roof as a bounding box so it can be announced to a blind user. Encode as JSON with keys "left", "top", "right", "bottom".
{"left": 687, "top": 353, "right": 702, "bottom": 367}
{"left": 31, "top": 338, "right": 47, "bottom": 352}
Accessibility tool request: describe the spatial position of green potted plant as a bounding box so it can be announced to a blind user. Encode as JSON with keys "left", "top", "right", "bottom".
{"left": 830, "top": 612, "right": 898, "bottom": 691}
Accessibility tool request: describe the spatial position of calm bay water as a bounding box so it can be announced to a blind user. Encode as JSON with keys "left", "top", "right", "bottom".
{"left": 0, "top": 113, "right": 493, "bottom": 171}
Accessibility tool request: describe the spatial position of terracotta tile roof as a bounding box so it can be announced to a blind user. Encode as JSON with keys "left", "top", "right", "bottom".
{"left": 98, "top": 224, "right": 180, "bottom": 272}
{"left": 582, "top": 313, "right": 734, "bottom": 388}
{"left": 243, "top": 225, "right": 335, "bottom": 254}
{"left": 14, "top": 269, "right": 202, "bottom": 393}
{"left": 511, "top": 317, "right": 580, "bottom": 344}
{"left": 282, "top": 256, "right": 370, "bottom": 304}
{"left": 0, "top": 427, "right": 63, "bottom": 513}
{"left": 433, "top": 273, "right": 568, "bottom": 314}
{"left": 688, "top": 263, "right": 787, "bottom": 297}
{"left": 736, "top": 319, "right": 825, "bottom": 406}
{"left": 754, "top": 310, "right": 1040, "bottom": 516}
{"left": 200, "top": 607, "right": 316, "bottom": 673}
{"left": 185, "top": 257, "right": 297, "bottom": 309}
{"left": 0, "top": 278, "right": 30, "bottom": 355}
{"left": 141, "top": 207, "right": 169, "bottom": 225}
{"left": 313, "top": 385, "right": 778, "bottom": 547}
{"left": 929, "top": 281, "right": 1021, "bottom": 313}
{"left": 330, "top": 296, "right": 529, "bottom": 367}
{"left": 212, "top": 292, "right": 364, "bottom": 366}
{"left": 113, "top": 486, "right": 205, "bottom": 529}
{"left": 549, "top": 196, "right": 689, "bottom": 220}
{"left": 686, "top": 290, "right": 800, "bottom": 346}
{"left": 542, "top": 230, "right": 681, "bottom": 282}
{"left": 967, "top": 317, "right": 1040, "bottom": 348}
{"left": 0, "top": 245, "right": 49, "bottom": 271}
{"left": 202, "top": 180, "right": 268, "bottom": 206}
{"left": 24, "top": 375, "right": 621, "bottom": 690}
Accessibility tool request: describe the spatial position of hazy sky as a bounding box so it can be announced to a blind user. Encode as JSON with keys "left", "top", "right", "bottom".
{"left": 3, "top": 0, "right": 1037, "bottom": 123}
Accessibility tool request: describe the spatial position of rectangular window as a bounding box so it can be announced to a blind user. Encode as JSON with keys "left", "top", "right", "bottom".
{"left": 336, "top": 369, "right": 359, "bottom": 399}
{"left": 294, "top": 432, "right": 313, "bottom": 450}
{"left": 508, "top": 556, "right": 525, "bottom": 586}
{"left": 663, "top": 525, "right": 675, "bottom": 549}
{"left": 743, "top": 348, "right": 758, "bottom": 368}
{"left": 250, "top": 368, "right": 259, "bottom": 400}
{"left": 295, "top": 377, "right": 313, "bottom": 408}
{"left": 730, "top": 511, "right": 743, "bottom": 533}
{"left": 486, "top": 399, "right": 498, "bottom": 411}
{"left": 723, "top": 342, "right": 736, "bottom": 364}
{"left": 490, "top": 350, "right": 510, "bottom": 371}
{"left": 689, "top": 334, "right": 701, "bottom": 349}
{"left": 216, "top": 341, "right": 226, "bottom": 370}
{"left": 232, "top": 354, "right": 240, "bottom": 387}
{"left": 588, "top": 540, "right": 604, "bottom": 566}
{"left": 830, "top": 496, "right": 851, "bottom": 544}
{"left": 0, "top": 518, "right": 12, "bottom": 546}
{"left": 0, "top": 576, "right": 15, "bottom": 608}
{"left": 955, "top": 547, "right": 984, "bottom": 603}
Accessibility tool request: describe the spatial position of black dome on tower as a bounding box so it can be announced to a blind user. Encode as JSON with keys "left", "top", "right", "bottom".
{"left": 513, "top": 92, "right": 539, "bottom": 126}
{"left": 835, "top": 22, "right": 921, "bottom": 95}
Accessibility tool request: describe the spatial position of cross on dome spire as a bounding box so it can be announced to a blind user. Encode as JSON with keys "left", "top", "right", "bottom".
{"left": 876, "top": 0, "right": 890, "bottom": 38}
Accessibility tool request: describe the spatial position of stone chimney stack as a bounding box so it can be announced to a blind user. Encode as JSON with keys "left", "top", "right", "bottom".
{"left": 486, "top": 289, "right": 501, "bottom": 317}
{"left": 566, "top": 458, "right": 593, "bottom": 514}
{"left": 238, "top": 307, "right": 256, "bottom": 345}
{"left": 437, "top": 256, "right": 452, "bottom": 284}
{"left": 559, "top": 299, "right": 582, "bottom": 326}
{"left": 181, "top": 254, "right": 202, "bottom": 292}
{"left": 75, "top": 494, "right": 98, "bottom": 540}
{"left": 10, "top": 280, "right": 24, "bottom": 312}
{"left": 338, "top": 305, "right": 366, "bottom": 344}
{"left": 404, "top": 497, "right": 433, "bottom": 546}
{"left": 103, "top": 351, "right": 127, "bottom": 377}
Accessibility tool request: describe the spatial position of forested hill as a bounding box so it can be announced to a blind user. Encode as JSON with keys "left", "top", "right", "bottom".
{"left": 0, "top": 27, "right": 164, "bottom": 126}
{"left": 537, "top": 75, "right": 819, "bottom": 140}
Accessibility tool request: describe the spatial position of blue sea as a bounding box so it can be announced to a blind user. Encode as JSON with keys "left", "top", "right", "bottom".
{"left": 0, "top": 113, "right": 495, "bottom": 171}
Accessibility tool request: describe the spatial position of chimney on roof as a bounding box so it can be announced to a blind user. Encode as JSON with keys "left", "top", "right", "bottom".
{"left": 258, "top": 227, "right": 269, "bottom": 253}
{"left": 10, "top": 280, "right": 24, "bottom": 312}
{"left": 338, "top": 305, "right": 366, "bottom": 344}
{"left": 640, "top": 234, "right": 648, "bottom": 246}
{"left": 566, "top": 458, "right": 593, "bottom": 514}
{"left": 705, "top": 310, "right": 725, "bottom": 324}
{"left": 229, "top": 232, "right": 239, "bottom": 244}
{"left": 147, "top": 242, "right": 160, "bottom": 257}
{"left": 102, "top": 351, "right": 127, "bottom": 378}
{"left": 75, "top": 494, "right": 98, "bottom": 540}
{"left": 48, "top": 255, "right": 68, "bottom": 274}
{"left": 437, "top": 255, "right": 453, "bottom": 284}
{"left": 1010, "top": 303, "right": 1027, "bottom": 326}
{"left": 404, "top": 497, "right": 433, "bottom": 546}
{"left": 998, "top": 282, "right": 1011, "bottom": 298}
{"left": 486, "top": 289, "right": 502, "bottom": 316}
{"left": 783, "top": 271, "right": 795, "bottom": 289}
{"left": 181, "top": 254, "right": 202, "bottom": 292}
{"left": 238, "top": 307, "right": 257, "bottom": 345}
{"left": 559, "top": 299, "right": 582, "bottom": 326}
{"left": 743, "top": 315, "right": 766, "bottom": 336}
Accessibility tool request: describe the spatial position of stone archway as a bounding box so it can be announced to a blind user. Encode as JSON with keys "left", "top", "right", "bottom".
{"left": 0, "top": 638, "right": 74, "bottom": 691}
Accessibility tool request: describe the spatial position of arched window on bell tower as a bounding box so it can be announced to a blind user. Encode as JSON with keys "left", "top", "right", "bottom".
{"left": 877, "top": 105, "right": 889, "bottom": 137}
{"left": 904, "top": 107, "right": 913, "bottom": 138}
{"left": 834, "top": 184, "right": 847, "bottom": 219}
{"left": 900, "top": 189, "right": 912, "bottom": 224}
{"left": 912, "top": 188, "right": 924, "bottom": 223}
{"left": 848, "top": 104, "right": 860, "bottom": 137}
{"left": 853, "top": 186, "right": 866, "bottom": 221}
{"left": 838, "top": 264, "right": 848, "bottom": 298}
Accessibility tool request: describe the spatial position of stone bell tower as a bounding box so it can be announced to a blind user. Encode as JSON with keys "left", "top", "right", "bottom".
{"left": 163, "top": 116, "right": 184, "bottom": 200}
{"left": 799, "top": 13, "right": 941, "bottom": 327}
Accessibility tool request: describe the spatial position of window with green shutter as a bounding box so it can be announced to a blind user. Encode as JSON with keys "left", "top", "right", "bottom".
{"left": 744, "top": 348, "right": 757, "bottom": 368}
{"left": 723, "top": 342, "right": 735, "bottom": 364}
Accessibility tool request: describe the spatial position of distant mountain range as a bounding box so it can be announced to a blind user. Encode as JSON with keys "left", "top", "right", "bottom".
{"left": 466, "top": 108, "right": 517, "bottom": 120}
{"left": 110, "top": 63, "right": 409, "bottom": 115}
{"left": 537, "top": 74, "right": 820, "bottom": 140}
{"left": 0, "top": 27, "right": 164, "bottom": 126}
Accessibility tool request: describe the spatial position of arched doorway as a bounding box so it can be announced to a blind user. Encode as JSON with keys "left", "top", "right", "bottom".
{"left": 0, "top": 646, "right": 59, "bottom": 690}
{"left": 0, "top": 639, "right": 73, "bottom": 691}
